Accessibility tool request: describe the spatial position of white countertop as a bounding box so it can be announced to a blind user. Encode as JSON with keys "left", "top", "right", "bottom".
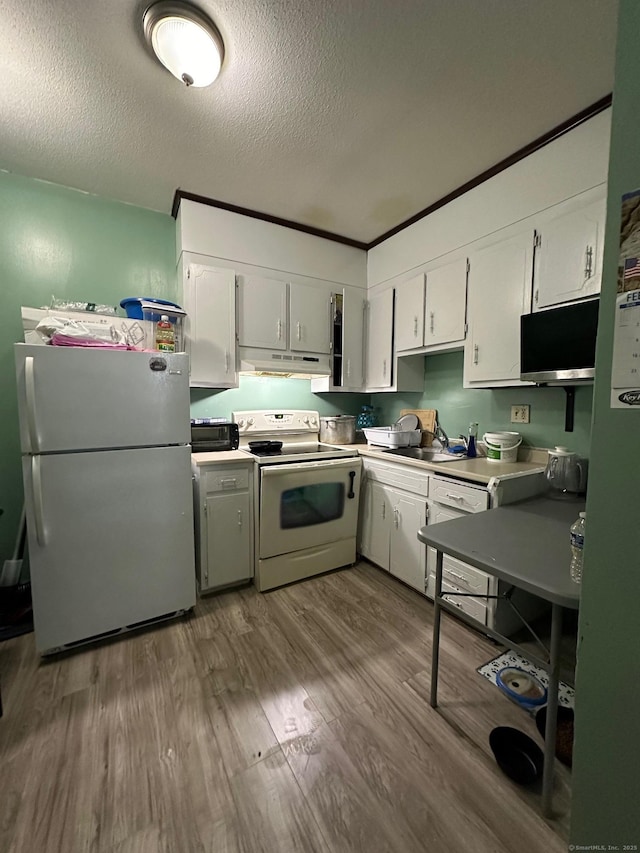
{"left": 191, "top": 449, "right": 253, "bottom": 466}
{"left": 350, "top": 444, "right": 546, "bottom": 485}
{"left": 190, "top": 444, "right": 547, "bottom": 485}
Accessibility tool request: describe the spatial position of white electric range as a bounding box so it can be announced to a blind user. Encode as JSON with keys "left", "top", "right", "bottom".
{"left": 232, "top": 410, "right": 362, "bottom": 591}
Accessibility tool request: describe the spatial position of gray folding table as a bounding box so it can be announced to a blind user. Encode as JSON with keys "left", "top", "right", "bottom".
{"left": 418, "top": 496, "right": 582, "bottom": 817}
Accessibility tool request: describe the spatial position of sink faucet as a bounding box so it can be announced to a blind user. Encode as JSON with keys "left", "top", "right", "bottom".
{"left": 434, "top": 418, "right": 449, "bottom": 449}
{"left": 422, "top": 418, "right": 450, "bottom": 449}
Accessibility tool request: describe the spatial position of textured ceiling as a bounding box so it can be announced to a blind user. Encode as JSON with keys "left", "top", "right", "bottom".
{"left": 0, "top": 0, "right": 619, "bottom": 243}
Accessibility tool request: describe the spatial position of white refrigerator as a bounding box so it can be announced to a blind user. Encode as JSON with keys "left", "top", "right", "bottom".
{"left": 14, "top": 344, "right": 196, "bottom": 654}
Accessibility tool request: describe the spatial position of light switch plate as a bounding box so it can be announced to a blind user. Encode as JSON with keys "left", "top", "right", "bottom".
{"left": 511, "top": 405, "right": 530, "bottom": 424}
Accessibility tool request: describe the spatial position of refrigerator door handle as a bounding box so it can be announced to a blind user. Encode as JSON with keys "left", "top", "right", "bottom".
{"left": 25, "top": 356, "right": 40, "bottom": 453}
{"left": 31, "top": 455, "right": 46, "bottom": 547}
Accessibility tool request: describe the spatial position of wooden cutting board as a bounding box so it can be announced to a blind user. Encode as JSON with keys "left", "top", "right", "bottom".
{"left": 400, "top": 409, "right": 437, "bottom": 447}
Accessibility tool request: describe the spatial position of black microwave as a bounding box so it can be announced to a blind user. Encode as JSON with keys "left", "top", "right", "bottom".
{"left": 190, "top": 419, "right": 239, "bottom": 452}
{"left": 520, "top": 299, "right": 600, "bottom": 384}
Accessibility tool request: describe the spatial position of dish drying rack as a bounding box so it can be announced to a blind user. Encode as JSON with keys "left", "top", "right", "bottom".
{"left": 363, "top": 426, "right": 422, "bottom": 448}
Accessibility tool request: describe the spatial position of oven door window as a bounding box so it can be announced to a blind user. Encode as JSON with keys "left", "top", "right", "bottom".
{"left": 281, "top": 483, "right": 344, "bottom": 529}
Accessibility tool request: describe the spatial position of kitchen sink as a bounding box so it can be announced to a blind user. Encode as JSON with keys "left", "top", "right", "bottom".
{"left": 381, "top": 447, "right": 467, "bottom": 463}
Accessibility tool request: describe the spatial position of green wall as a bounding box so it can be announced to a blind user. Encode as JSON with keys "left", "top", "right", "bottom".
{"left": 570, "top": 0, "right": 640, "bottom": 844}
{"left": 0, "top": 171, "right": 177, "bottom": 564}
{"left": 191, "top": 379, "right": 368, "bottom": 420}
{"left": 374, "top": 351, "right": 593, "bottom": 457}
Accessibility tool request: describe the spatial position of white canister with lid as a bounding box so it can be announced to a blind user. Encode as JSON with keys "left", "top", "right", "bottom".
{"left": 482, "top": 431, "right": 522, "bottom": 462}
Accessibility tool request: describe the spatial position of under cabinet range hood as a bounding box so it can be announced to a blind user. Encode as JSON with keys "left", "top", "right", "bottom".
{"left": 520, "top": 298, "right": 600, "bottom": 384}
{"left": 238, "top": 346, "right": 331, "bottom": 378}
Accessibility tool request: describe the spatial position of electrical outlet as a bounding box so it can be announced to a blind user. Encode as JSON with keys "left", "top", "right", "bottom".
{"left": 511, "top": 405, "right": 530, "bottom": 424}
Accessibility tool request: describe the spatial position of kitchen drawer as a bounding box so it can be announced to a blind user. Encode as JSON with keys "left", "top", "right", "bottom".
{"left": 430, "top": 475, "right": 488, "bottom": 513}
{"left": 441, "top": 580, "right": 488, "bottom": 625}
{"left": 204, "top": 466, "right": 250, "bottom": 493}
{"left": 362, "top": 458, "right": 429, "bottom": 497}
{"left": 443, "top": 554, "right": 490, "bottom": 598}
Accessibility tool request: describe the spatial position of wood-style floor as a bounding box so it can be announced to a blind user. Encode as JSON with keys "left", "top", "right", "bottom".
{"left": 0, "top": 562, "right": 571, "bottom": 853}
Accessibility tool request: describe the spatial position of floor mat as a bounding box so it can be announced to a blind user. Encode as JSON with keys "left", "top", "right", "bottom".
{"left": 477, "top": 650, "right": 575, "bottom": 709}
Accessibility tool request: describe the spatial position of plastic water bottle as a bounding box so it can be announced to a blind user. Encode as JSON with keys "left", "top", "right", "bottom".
{"left": 569, "top": 512, "right": 586, "bottom": 583}
{"left": 467, "top": 422, "right": 478, "bottom": 458}
{"left": 155, "top": 315, "right": 175, "bottom": 353}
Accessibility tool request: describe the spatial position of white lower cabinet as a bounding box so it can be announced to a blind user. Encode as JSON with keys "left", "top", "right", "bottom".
{"left": 425, "top": 473, "right": 548, "bottom": 635}
{"left": 425, "top": 477, "right": 492, "bottom": 625}
{"left": 358, "top": 459, "right": 429, "bottom": 594}
{"left": 192, "top": 460, "right": 254, "bottom": 593}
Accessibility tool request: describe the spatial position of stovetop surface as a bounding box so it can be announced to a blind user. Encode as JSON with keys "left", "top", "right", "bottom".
{"left": 242, "top": 442, "right": 359, "bottom": 465}
{"left": 249, "top": 443, "right": 336, "bottom": 457}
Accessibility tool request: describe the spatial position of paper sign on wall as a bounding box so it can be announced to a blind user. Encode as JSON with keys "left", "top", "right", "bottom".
{"left": 611, "top": 189, "right": 640, "bottom": 407}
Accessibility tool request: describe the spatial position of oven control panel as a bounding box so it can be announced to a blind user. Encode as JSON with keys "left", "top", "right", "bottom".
{"left": 232, "top": 410, "right": 319, "bottom": 434}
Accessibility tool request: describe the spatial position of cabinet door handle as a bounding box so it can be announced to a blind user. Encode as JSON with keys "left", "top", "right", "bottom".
{"left": 447, "top": 569, "right": 468, "bottom": 584}
{"left": 430, "top": 311, "right": 435, "bottom": 334}
{"left": 394, "top": 507, "right": 399, "bottom": 529}
{"left": 296, "top": 321, "right": 302, "bottom": 341}
{"left": 220, "top": 478, "right": 237, "bottom": 488}
{"left": 414, "top": 315, "right": 418, "bottom": 337}
{"left": 382, "top": 358, "right": 387, "bottom": 379}
{"left": 585, "top": 245, "right": 594, "bottom": 279}
{"left": 237, "top": 510, "right": 243, "bottom": 527}
{"left": 277, "top": 319, "right": 283, "bottom": 340}
{"left": 473, "top": 344, "right": 479, "bottom": 365}
{"left": 225, "top": 350, "right": 230, "bottom": 373}
{"left": 346, "top": 358, "right": 351, "bottom": 379}
{"left": 382, "top": 502, "right": 386, "bottom": 520}
{"left": 445, "top": 492, "right": 464, "bottom": 502}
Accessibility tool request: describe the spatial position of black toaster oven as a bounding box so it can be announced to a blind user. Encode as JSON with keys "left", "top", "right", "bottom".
{"left": 190, "top": 418, "right": 239, "bottom": 452}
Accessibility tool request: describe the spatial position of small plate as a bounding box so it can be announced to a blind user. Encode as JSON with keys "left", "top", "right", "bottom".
{"left": 395, "top": 413, "right": 419, "bottom": 431}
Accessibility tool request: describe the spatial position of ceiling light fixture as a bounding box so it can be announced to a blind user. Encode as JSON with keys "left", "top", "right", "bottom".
{"left": 143, "top": 1, "right": 224, "bottom": 88}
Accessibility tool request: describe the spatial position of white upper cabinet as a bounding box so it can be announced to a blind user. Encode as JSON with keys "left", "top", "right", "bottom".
{"left": 532, "top": 185, "right": 607, "bottom": 310}
{"left": 238, "top": 277, "right": 332, "bottom": 354}
{"left": 289, "top": 283, "right": 331, "bottom": 353}
{"left": 394, "top": 257, "right": 467, "bottom": 353}
{"left": 366, "top": 289, "right": 395, "bottom": 388}
{"left": 180, "top": 259, "right": 238, "bottom": 389}
{"left": 238, "top": 275, "right": 287, "bottom": 350}
{"left": 310, "top": 285, "right": 365, "bottom": 392}
{"left": 424, "top": 257, "right": 468, "bottom": 347}
{"left": 395, "top": 273, "right": 425, "bottom": 352}
{"left": 340, "top": 287, "right": 365, "bottom": 389}
{"left": 464, "top": 228, "right": 534, "bottom": 387}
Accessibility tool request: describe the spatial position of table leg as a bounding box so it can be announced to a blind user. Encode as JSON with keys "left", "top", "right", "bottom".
{"left": 430, "top": 550, "right": 444, "bottom": 708}
{"left": 542, "top": 603, "right": 563, "bottom": 817}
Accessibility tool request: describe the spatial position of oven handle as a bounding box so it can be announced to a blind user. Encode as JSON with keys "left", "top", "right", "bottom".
{"left": 347, "top": 470, "right": 356, "bottom": 499}
{"left": 260, "top": 457, "right": 362, "bottom": 477}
